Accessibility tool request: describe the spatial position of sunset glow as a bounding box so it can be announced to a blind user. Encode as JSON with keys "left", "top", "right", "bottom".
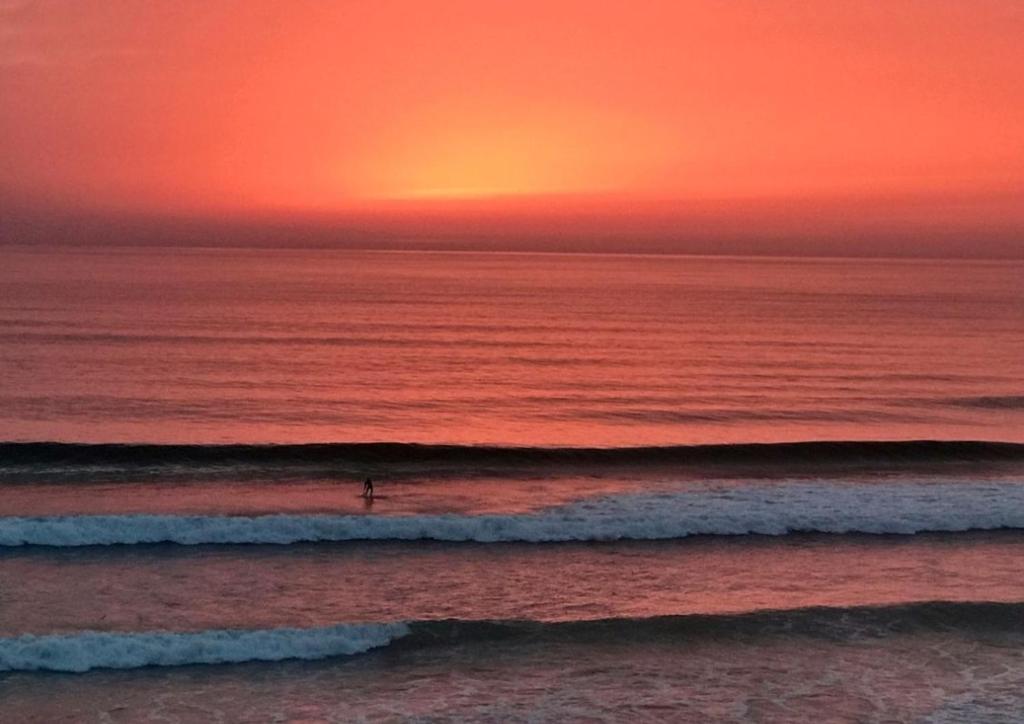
{"left": 1, "top": 1, "right": 1022, "bottom": 253}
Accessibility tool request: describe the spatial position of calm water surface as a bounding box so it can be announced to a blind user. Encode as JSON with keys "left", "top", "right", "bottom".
{"left": 1, "top": 247, "right": 1020, "bottom": 445}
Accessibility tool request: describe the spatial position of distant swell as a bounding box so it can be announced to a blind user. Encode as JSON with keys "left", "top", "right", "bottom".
{"left": 3, "top": 481, "right": 1024, "bottom": 547}
{"left": 3, "top": 602, "right": 1022, "bottom": 672}
{"left": 2, "top": 439, "right": 1022, "bottom": 475}
{"left": 949, "top": 395, "right": 1024, "bottom": 410}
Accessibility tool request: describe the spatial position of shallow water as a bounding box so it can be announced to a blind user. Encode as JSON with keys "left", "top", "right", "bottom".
{"left": 6, "top": 607, "right": 1024, "bottom": 723}
{"left": 4, "top": 533, "right": 1024, "bottom": 637}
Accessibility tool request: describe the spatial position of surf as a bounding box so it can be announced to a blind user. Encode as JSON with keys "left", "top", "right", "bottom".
{"left": 4, "top": 480, "right": 1024, "bottom": 547}
{"left": 0, "top": 622, "right": 408, "bottom": 673}
{"left": 4, "top": 601, "right": 1022, "bottom": 673}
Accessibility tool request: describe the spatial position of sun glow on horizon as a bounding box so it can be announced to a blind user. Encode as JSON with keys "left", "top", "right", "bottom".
{"left": 1, "top": 0, "right": 1022, "bottom": 251}
{"left": 378, "top": 187, "right": 579, "bottom": 201}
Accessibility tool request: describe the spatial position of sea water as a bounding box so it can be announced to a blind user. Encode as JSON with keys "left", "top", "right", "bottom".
{"left": 1, "top": 247, "right": 1023, "bottom": 721}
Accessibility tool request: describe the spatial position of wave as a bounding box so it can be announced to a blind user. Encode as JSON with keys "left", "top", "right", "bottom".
{"left": 2, "top": 439, "right": 1021, "bottom": 477}
{"left": 397, "top": 600, "right": 1024, "bottom": 646}
{"left": 4, "top": 601, "right": 1022, "bottom": 673}
{"left": 948, "top": 395, "right": 1024, "bottom": 410}
{"left": 0, "top": 622, "right": 409, "bottom": 673}
{"left": 4, "top": 481, "right": 1024, "bottom": 547}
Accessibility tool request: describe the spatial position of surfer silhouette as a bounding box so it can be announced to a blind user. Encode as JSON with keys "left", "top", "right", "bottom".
{"left": 362, "top": 477, "right": 374, "bottom": 499}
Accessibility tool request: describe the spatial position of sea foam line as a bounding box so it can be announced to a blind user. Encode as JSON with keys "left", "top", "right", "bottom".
{"left": 3, "top": 481, "right": 1024, "bottom": 547}
{"left": 0, "top": 622, "right": 409, "bottom": 673}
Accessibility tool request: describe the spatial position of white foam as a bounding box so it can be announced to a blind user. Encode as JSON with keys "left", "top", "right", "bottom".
{"left": 2, "top": 481, "right": 1024, "bottom": 547}
{"left": 0, "top": 622, "right": 409, "bottom": 672}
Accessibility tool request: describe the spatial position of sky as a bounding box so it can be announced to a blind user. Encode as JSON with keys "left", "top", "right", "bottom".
{"left": 1, "top": 0, "right": 1022, "bottom": 256}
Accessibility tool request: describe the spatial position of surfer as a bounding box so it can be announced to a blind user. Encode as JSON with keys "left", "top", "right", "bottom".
{"left": 362, "top": 477, "right": 374, "bottom": 499}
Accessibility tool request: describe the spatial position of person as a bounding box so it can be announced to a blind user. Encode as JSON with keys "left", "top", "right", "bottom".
{"left": 362, "top": 477, "right": 374, "bottom": 499}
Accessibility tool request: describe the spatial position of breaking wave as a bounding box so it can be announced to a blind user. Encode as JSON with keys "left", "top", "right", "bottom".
{"left": 3, "top": 480, "right": 1024, "bottom": 547}
{"left": 3, "top": 601, "right": 1022, "bottom": 673}
{"left": 0, "top": 622, "right": 408, "bottom": 673}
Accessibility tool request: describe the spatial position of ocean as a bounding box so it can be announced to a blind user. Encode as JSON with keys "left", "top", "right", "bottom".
{"left": 1, "top": 246, "right": 1023, "bottom": 721}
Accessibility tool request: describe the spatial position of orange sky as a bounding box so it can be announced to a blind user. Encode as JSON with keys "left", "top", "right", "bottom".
{"left": 1, "top": 1, "right": 1022, "bottom": 253}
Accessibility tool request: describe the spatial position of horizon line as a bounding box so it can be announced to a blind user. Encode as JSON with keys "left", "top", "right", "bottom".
{"left": 2, "top": 241, "right": 1021, "bottom": 263}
